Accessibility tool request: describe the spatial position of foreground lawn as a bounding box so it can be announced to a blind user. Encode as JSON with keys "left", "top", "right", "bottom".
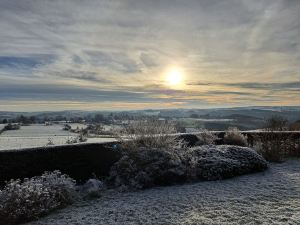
{"left": 27, "top": 159, "right": 300, "bottom": 225}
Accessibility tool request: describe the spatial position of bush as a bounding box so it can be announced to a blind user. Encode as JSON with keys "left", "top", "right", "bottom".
{"left": 63, "top": 124, "right": 71, "bottom": 131}
{"left": 87, "top": 124, "right": 104, "bottom": 135}
{"left": 4, "top": 123, "right": 20, "bottom": 131}
{"left": 196, "top": 130, "right": 217, "bottom": 145}
{"left": 65, "top": 134, "right": 87, "bottom": 144}
{"left": 289, "top": 120, "right": 300, "bottom": 131}
{"left": 115, "top": 120, "right": 185, "bottom": 151}
{"left": 264, "top": 116, "right": 288, "bottom": 131}
{"left": 253, "top": 132, "right": 297, "bottom": 162}
{"left": 108, "top": 148, "right": 186, "bottom": 190}
{"left": 77, "top": 179, "right": 105, "bottom": 199}
{"left": 78, "top": 132, "right": 87, "bottom": 142}
{"left": 0, "top": 171, "right": 76, "bottom": 225}
{"left": 108, "top": 145, "right": 268, "bottom": 190}
{"left": 46, "top": 138, "right": 54, "bottom": 146}
{"left": 223, "top": 127, "right": 247, "bottom": 146}
{"left": 110, "top": 120, "right": 188, "bottom": 190}
{"left": 184, "top": 145, "right": 268, "bottom": 181}
{"left": 65, "top": 137, "right": 78, "bottom": 144}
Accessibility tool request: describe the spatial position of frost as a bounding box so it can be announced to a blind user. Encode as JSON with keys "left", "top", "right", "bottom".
{"left": 0, "top": 171, "right": 76, "bottom": 224}
{"left": 109, "top": 145, "right": 267, "bottom": 190}
{"left": 27, "top": 160, "right": 300, "bottom": 225}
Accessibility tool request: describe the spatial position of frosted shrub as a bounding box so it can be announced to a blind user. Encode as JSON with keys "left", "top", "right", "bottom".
{"left": 109, "top": 148, "right": 186, "bottom": 190}
{"left": 253, "top": 120, "right": 296, "bottom": 162}
{"left": 65, "top": 133, "right": 87, "bottom": 145}
{"left": 253, "top": 132, "right": 296, "bottom": 162}
{"left": 0, "top": 171, "right": 76, "bottom": 224}
{"left": 109, "top": 145, "right": 268, "bottom": 190}
{"left": 265, "top": 116, "right": 288, "bottom": 131}
{"left": 223, "top": 127, "right": 247, "bottom": 146}
{"left": 78, "top": 132, "right": 87, "bottom": 142}
{"left": 110, "top": 119, "right": 188, "bottom": 190}
{"left": 46, "top": 138, "right": 54, "bottom": 146}
{"left": 78, "top": 179, "right": 105, "bottom": 199}
{"left": 116, "top": 120, "right": 185, "bottom": 151}
{"left": 196, "top": 130, "right": 217, "bottom": 145}
{"left": 184, "top": 145, "right": 268, "bottom": 180}
{"left": 66, "top": 137, "right": 78, "bottom": 144}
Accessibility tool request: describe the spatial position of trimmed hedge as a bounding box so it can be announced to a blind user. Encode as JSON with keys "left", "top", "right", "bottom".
{"left": 0, "top": 143, "right": 121, "bottom": 186}
{"left": 0, "top": 131, "right": 299, "bottom": 185}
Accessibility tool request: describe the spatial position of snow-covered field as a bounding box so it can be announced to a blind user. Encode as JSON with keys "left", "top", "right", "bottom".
{"left": 27, "top": 159, "right": 300, "bottom": 225}
{"left": 0, "top": 124, "right": 5, "bottom": 129}
{"left": 0, "top": 124, "right": 116, "bottom": 150}
{"left": 85, "top": 137, "right": 116, "bottom": 143}
{"left": 69, "top": 123, "right": 88, "bottom": 130}
{"left": 0, "top": 124, "right": 77, "bottom": 150}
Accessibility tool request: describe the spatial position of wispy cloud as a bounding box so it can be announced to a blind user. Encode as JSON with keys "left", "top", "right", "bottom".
{"left": 188, "top": 81, "right": 300, "bottom": 92}
{"left": 0, "top": 0, "right": 299, "bottom": 110}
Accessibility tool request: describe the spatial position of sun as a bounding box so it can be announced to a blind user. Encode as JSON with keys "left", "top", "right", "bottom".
{"left": 166, "top": 68, "right": 183, "bottom": 86}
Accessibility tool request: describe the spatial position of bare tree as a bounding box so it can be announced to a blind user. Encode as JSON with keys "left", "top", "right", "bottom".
{"left": 264, "top": 116, "right": 288, "bottom": 131}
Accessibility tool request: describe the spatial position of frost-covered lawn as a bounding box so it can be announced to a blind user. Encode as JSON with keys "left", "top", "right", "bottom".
{"left": 27, "top": 159, "right": 300, "bottom": 225}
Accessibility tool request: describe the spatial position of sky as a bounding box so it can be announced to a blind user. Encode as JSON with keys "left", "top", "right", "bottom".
{"left": 0, "top": 0, "right": 299, "bottom": 111}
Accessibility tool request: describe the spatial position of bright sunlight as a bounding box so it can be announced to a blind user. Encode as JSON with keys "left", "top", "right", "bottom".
{"left": 166, "top": 68, "right": 183, "bottom": 86}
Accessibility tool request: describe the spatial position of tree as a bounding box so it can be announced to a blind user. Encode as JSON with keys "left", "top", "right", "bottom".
{"left": 175, "top": 122, "right": 186, "bottom": 133}
{"left": 4, "top": 123, "right": 20, "bottom": 130}
{"left": 289, "top": 120, "right": 300, "bottom": 131}
{"left": 43, "top": 116, "right": 49, "bottom": 123}
{"left": 16, "top": 115, "right": 31, "bottom": 125}
{"left": 94, "top": 114, "right": 105, "bottom": 123}
{"left": 29, "top": 116, "right": 36, "bottom": 124}
{"left": 265, "top": 116, "right": 288, "bottom": 131}
{"left": 190, "top": 113, "right": 199, "bottom": 118}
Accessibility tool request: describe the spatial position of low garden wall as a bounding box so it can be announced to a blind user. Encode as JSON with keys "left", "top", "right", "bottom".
{"left": 0, "top": 131, "right": 299, "bottom": 185}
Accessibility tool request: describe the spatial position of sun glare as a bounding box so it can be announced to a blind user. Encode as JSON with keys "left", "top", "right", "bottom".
{"left": 166, "top": 68, "right": 183, "bottom": 86}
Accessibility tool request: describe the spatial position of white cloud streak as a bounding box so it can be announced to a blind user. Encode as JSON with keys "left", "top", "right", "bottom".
{"left": 0, "top": 0, "right": 299, "bottom": 110}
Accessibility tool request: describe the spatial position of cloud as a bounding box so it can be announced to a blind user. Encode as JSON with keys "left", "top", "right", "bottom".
{"left": 0, "top": 81, "right": 191, "bottom": 105}
{"left": 0, "top": 0, "right": 299, "bottom": 110}
{"left": 0, "top": 100, "right": 187, "bottom": 111}
{"left": 0, "top": 55, "right": 55, "bottom": 72}
{"left": 140, "top": 53, "right": 159, "bottom": 68}
{"left": 37, "top": 69, "right": 111, "bottom": 83}
{"left": 84, "top": 50, "right": 141, "bottom": 73}
{"left": 188, "top": 81, "right": 300, "bottom": 91}
{"left": 224, "top": 82, "right": 300, "bottom": 91}
{"left": 205, "top": 91, "right": 253, "bottom": 96}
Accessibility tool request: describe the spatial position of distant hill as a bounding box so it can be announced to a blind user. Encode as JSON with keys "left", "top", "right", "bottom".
{"left": 157, "top": 106, "right": 300, "bottom": 122}
{"left": 0, "top": 106, "right": 300, "bottom": 123}
{"left": 223, "top": 114, "right": 260, "bottom": 120}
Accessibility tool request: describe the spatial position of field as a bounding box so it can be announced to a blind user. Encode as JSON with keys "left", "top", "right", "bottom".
{"left": 0, "top": 124, "right": 115, "bottom": 150}
{"left": 0, "top": 124, "right": 77, "bottom": 150}
{"left": 0, "top": 124, "right": 5, "bottom": 134}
